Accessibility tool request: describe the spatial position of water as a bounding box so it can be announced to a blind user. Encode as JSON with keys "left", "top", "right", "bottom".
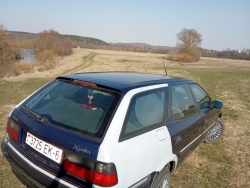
{"left": 19, "top": 49, "right": 37, "bottom": 64}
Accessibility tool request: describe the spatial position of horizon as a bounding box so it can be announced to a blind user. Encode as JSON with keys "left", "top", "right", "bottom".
{"left": 1, "top": 0, "right": 249, "bottom": 51}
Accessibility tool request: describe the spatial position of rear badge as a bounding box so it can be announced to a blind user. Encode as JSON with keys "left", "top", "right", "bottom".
{"left": 73, "top": 144, "right": 90, "bottom": 154}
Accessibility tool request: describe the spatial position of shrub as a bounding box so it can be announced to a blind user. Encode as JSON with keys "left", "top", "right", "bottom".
{"left": 32, "top": 30, "right": 72, "bottom": 72}
{"left": 37, "top": 50, "right": 57, "bottom": 71}
{"left": 167, "top": 48, "right": 201, "bottom": 63}
{"left": 188, "top": 47, "right": 201, "bottom": 62}
{"left": 11, "top": 61, "right": 33, "bottom": 76}
{"left": 34, "top": 30, "right": 72, "bottom": 56}
{"left": 0, "top": 24, "right": 21, "bottom": 77}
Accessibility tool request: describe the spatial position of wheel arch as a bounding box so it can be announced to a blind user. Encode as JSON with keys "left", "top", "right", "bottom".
{"left": 157, "top": 154, "right": 178, "bottom": 174}
{"left": 168, "top": 161, "right": 176, "bottom": 173}
{"left": 219, "top": 112, "right": 222, "bottom": 118}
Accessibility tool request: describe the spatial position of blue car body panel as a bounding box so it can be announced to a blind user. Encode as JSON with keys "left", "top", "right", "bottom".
{"left": 58, "top": 72, "right": 189, "bottom": 94}
{"left": 12, "top": 108, "right": 101, "bottom": 160}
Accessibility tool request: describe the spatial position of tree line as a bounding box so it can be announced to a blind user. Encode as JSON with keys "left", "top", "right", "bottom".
{"left": 202, "top": 49, "right": 250, "bottom": 60}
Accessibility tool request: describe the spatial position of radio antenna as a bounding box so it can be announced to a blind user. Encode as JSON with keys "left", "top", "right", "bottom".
{"left": 162, "top": 58, "right": 168, "bottom": 75}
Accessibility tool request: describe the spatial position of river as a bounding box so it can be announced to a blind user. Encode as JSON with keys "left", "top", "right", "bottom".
{"left": 19, "top": 49, "right": 37, "bottom": 64}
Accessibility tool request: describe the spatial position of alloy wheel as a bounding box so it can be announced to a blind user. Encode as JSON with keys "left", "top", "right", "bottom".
{"left": 207, "top": 121, "right": 222, "bottom": 141}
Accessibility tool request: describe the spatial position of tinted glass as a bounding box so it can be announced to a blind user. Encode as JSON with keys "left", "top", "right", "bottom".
{"left": 22, "top": 80, "right": 120, "bottom": 137}
{"left": 190, "top": 84, "right": 210, "bottom": 112}
{"left": 171, "top": 85, "right": 196, "bottom": 120}
{"left": 120, "top": 88, "right": 166, "bottom": 140}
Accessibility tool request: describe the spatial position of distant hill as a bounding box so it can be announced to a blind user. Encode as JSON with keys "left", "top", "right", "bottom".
{"left": 110, "top": 42, "right": 174, "bottom": 53}
{"left": 111, "top": 42, "right": 173, "bottom": 49}
{"left": 64, "top": 35, "right": 108, "bottom": 46}
{"left": 7, "top": 31, "right": 174, "bottom": 53}
{"left": 8, "top": 31, "right": 38, "bottom": 40}
{"left": 8, "top": 31, "right": 109, "bottom": 46}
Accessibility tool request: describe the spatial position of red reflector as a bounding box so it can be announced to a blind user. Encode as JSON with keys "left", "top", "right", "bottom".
{"left": 63, "top": 161, "right": 94, "bottom": 181}
{"left": 7, "top": 125, "right": 19, "bottom": 143}
{"left": 74, "top": 80, "right": 97, "bottom": 88}
{"left": 93, "top": 172, "right": 118, "bottom": 187}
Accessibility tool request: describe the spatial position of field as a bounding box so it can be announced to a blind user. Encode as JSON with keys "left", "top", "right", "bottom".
{"left": 0, "top": 48, "right": 250, "bottom": 187}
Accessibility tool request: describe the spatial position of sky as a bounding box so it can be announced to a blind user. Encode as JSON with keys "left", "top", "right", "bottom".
{"left": 0, "top": 0, "right": 249, "bottom": 51}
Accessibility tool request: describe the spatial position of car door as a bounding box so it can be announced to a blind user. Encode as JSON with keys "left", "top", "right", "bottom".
{"left": 98, "top": 85, "right": 175, "bottom": 187}
{"left": 167, "top": 84, "right": 203, "bottom": 166}
{"left": 189, "top": 84, "right": 218, "bottom": 137}
{"left": 118, "top": 87, "right": 172, "bottom": 186}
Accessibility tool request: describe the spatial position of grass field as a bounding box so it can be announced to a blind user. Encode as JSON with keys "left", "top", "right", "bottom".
{"left": 0, "top": 48, "right": 250, "bottom": 187}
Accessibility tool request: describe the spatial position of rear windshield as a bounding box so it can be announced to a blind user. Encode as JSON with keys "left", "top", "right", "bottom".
{"left": 21, "top": 79, "right": 121, "bottom": 138}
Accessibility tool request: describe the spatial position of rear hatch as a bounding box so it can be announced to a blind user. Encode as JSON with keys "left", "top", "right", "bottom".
{"left": 5, "top": 78, "right": 121, "bottom": 187}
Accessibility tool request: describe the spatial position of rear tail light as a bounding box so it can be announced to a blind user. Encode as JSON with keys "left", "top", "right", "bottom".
{"left": 63, "top": 152, "right": 118, "bottom": 187}
{"left": 93, "top": 166, "right": 118, "bottom": 186}
{"left": 6, "top": 118, "right": 20, "bottom": 143}
{"left": 63, "top": 160, "right": 95, "bottom": 181}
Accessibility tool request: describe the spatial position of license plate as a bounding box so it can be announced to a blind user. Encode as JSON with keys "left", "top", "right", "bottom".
{"left": 25, "top": 132, "right": 63, "bottom": 164}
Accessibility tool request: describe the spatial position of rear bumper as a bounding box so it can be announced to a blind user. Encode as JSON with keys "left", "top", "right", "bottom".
{"left": 1, "top": 137, "right": 80, "bottom": 188}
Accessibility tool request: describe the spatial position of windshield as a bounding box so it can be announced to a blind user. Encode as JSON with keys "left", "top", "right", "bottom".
{"left": 21, "top": 79, "right": 121, "bottom": 138}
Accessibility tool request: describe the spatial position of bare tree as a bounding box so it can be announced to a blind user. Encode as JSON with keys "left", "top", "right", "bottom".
{"left": 176, "top": 28, "right": 202, "bottom": 62}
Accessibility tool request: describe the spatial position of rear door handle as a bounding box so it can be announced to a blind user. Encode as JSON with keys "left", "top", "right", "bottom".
{"left": 156, "top": 128, "right": 168, "bottom": 141}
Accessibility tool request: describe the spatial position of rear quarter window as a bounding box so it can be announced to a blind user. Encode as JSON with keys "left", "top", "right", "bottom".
{"left": 120, "top": 88, "right": 167, "bottom": 141}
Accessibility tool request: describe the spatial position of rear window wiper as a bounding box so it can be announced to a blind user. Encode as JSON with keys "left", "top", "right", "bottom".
{"left": 19, "top": 106, "right": 42, "bottom": 121}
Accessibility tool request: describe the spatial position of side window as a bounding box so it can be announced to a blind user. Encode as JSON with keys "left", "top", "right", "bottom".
{"left": 171, "top": 85, "right": 196, "bottom": 120}
{"left": 120, "top": 88, "right": 166, "bottom": 141}
{"left": 190, "top": 84, "right": 210, "bottom": 112}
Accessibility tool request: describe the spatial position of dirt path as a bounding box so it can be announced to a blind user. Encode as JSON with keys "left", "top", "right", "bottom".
{"left": 1, "top": 49, "right": 93, "bottom": 82}
{"left": 63, "top": 52, "right": 98, "bottom": 74}
{"left": 1, "top": 48, "right": 169, "bottom": 82}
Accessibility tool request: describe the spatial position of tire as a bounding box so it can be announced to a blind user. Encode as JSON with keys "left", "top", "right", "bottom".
{"left": 151, "top": 168, "right": 171, "bottom": 188}
{"left": 204, "top": 117, "right": 224, "bottom": 143}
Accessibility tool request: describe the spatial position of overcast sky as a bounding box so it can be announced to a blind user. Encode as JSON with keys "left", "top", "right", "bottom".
{"left": 0, "top": 0, "right": 249, "bottom": 51}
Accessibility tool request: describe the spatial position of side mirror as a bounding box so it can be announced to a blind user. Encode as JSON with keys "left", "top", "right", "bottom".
{"left": 200, "top": 101, "right": 210, "bottom": 109}
{"left": 213, "top": 100, "right": 223, "bottom": 109}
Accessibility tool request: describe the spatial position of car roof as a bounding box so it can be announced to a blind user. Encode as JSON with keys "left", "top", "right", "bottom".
{"left": 57, "top": 72, "right": 194, "bottom": 94}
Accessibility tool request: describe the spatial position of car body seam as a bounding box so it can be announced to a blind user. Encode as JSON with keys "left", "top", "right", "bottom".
{"left": 179, "top": 120, "right": 217, "bottom": 153}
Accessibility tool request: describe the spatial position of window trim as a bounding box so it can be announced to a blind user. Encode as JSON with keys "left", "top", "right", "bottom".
{"left": 119, "top": 87, "right": 168, "bottom": 142}
{"left": 188, "top": 83, "right": 211, "bottom": 114}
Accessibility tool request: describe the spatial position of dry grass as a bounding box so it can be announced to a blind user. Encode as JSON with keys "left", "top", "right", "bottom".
{"left": 36, "top": 49, "right": 57, "bottom": 71}
{"left": 1, "top": 48, "right": 250, "bottom": 187}
{"left": 11, "top": 61, "right": 33, "bottom": 76}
